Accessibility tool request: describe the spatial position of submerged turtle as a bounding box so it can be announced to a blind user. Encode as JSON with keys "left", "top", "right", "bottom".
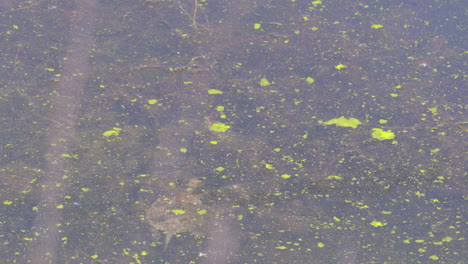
{"left": 146, "top": 179, "right": 210, "bottom": 250}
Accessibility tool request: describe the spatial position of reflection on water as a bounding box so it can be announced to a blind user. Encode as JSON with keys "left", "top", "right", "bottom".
{"left": 0, "top": 0, "right": 465, "bottom": 263}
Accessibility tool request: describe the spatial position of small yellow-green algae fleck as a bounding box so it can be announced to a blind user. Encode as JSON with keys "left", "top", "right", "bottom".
{"left": 428, "top": 107, "right": 438, "bottom": 115}
{"left": 197, "top": 209, "right": 207, "bottom": 215}
{"left": 179, "top": 148, "right": 187, "bottom": 153}
{"left": 317, "top": 242, "right": 325, "bottom": 248}
{"left": 306, "top": 77, "right": 315, "bottom": 84}
{"left": 275, "top": 246, "right": 287, "bottom": 250}
{"left": 209, "top": 122, "right": 231, "bottom": 132}
{"left": 334, "top": 64, "right": 347, "bottom": 70}
{"left": 215, "top": 167, "right": 225, "bottom": 172}
{"left": 429, "top": 255, "right": 439, "bottom": 260}
{"left": 281, "top": 174, "right": 291, "bottom": 179}
{"left": 81, "top": 188, "right": 90, "bottom": 192}
{"left": 216, "top": 105, "right": 224, "bottom": 111}
{"left": 102, "top": 127, "right": 122, "bottom": 137}
{"left": 259, "top": 78, "right": 271, "bottom": 86}
{"left": 254, "top": 23, "right": 261, "bottom": 29}
{"left": 56, "top": 204, "right": 64, "bottom": 209}
{"left": 91, "top": 254, "right": 99, "bottom": 259}
{"left": 415, "top": 191, "right": 425, "bottom": 197}
{"left": 102, "top": 130, "right": 118, "bottom": 137}
{"left": 442, "top": 236, "right": 452, "bottom": 242}
{"left": 323, "top": 116, "right": 361, "bottom": 128}
{"left": 371, "top": 24, "right": 383, "bottom": 29}
{"left": 208, "top": 89, "right": 223, "bottom": 94}
{"left": 370, "top": 220, "right": 387, "bottom": 227}
{"left": 390, "top": 93, "right": 398, "bottom": 97}
{"left": 210, "top": 140, "right": 218, "bottom": 145}
{"left": 3, "top": 200, "right": 13, "bottom": 205}
{"left": 371, "top": 128, "right": 395, "bottom": 140}
{"left": 326, "top": 175, "right": 343, "bottom": 180}
{"left": 172, "top": 209, "right": 186, "bottom": 215}
{"left": 148, "top": 99, "right": 158, "bottom": 105}
{"left": 378, "top": 119, "right": 388, "bottom": 124}
{"left": 312, "top": 0, "right": 322, "bottom": 4}
{"left": 265, "top": 164, "right": 275, "bottom": 169}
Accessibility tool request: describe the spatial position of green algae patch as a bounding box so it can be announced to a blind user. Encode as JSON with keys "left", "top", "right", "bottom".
{"left": 371, "top": 128, "right": 395, "bottom": 140}
{"left": 209, "top": 122, "right": 231, "bottom": 132}
{"left": 322, "top": 116, "right": 361, "bottom": 128}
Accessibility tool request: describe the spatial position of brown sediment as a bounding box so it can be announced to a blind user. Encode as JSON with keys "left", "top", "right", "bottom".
{"left": 26, "top": 1, "right": 97, "bottom": 263}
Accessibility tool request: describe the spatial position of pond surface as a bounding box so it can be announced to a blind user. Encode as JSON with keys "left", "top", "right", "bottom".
{"left": 0, "top": 0, "right": 466, "bottom": 263}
